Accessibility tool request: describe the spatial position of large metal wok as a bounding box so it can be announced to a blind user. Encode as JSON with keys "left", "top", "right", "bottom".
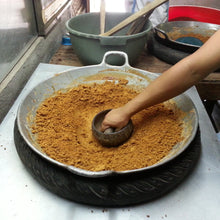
{"left": 14, "top": 51, "right": 199, "bottom": 206}
{"left": 154, "top": 21, "right": 220, "bottom": 53}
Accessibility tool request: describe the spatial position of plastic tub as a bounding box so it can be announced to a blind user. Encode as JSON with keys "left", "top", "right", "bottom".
{"left": 66, "top": 12, "right": 152, "bottom": 65}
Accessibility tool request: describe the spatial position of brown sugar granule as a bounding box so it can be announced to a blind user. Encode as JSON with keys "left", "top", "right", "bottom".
{"left": 32, "top": 81, "right": 183, "bottom": 172}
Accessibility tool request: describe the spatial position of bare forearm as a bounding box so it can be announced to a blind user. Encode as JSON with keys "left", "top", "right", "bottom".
{"left": 101, "top": 29, "right": 220, "bottom": 131}
{"left": 122, "top": 60, "right": 195, "bottom": 117}
{"left": 123, "top": 29, "right": 220, "bottom": 117}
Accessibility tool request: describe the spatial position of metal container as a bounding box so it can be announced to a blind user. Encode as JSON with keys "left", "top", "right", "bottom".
{"left": 66, "top": 12, "right": 152, "bottom": 65}
{"left": 14, "top": 51, "right": 199, "bottom": 206}
{"left": 154, "top": 21, "right": 220, "bottom": 53}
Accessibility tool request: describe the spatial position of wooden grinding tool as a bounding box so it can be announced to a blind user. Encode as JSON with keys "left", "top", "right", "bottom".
{"left": 92, "top": 109, "right": 133, "bottom": 147}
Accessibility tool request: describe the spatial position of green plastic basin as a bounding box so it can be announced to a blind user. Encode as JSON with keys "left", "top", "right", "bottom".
{"left": 66, "top": 12, "right": 152, "bottom": 65}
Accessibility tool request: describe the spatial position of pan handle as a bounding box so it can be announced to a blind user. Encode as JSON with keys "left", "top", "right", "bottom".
{"left": 100, "top": 51, "right": 131, "bottom": 69}
{"left": 154, "top": 27, "right": 170, "bottom": 40}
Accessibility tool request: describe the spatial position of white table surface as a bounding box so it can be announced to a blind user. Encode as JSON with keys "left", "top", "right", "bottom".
{"left": 0, "top": 63, "right": 220, "bottom": 220}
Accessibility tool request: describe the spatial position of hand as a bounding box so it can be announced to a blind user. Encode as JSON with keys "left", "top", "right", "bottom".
{"left": 101, "top": 107, "right": 130, "bottom": 132}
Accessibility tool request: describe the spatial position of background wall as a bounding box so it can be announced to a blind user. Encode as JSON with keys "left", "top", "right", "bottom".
{"left": 0, "top": 0, "right": 82, "bottom": 123}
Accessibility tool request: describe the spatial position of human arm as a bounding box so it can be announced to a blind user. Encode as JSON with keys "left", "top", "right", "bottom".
{"left": 101, "top": 29, "right": 220, "bottom": 131}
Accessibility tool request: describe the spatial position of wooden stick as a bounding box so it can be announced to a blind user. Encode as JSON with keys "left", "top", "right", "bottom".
{"left": 100, "top": 0, "right": 106, "bottom": 34}
{"left": 100, "top": 0, "right": 168, "bottom": 36}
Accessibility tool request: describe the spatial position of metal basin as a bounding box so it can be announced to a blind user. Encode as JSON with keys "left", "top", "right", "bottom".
{"left": 16, "top": 51, "right": 199, "bottom": 178}
{"left": 14, "top": 51, "right": 200, "bottom": 206}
